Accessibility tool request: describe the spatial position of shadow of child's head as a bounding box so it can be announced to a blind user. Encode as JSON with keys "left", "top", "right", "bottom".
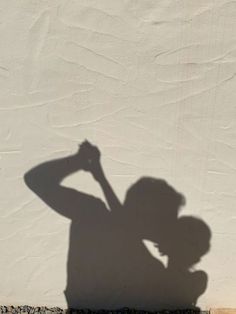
{"left": 157, "top": 216, "right": 211, "bottom": 269}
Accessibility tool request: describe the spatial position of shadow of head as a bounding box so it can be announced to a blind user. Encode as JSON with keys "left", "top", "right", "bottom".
{"left": 157, "top": 216, "right": 211, "bottom": 268}
{"left": 123, "top": 177, "right": 185, "bottom": 239}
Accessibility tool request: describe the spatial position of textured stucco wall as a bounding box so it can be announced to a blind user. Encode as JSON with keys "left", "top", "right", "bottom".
{"left": 0, "top": 0, "right": 235, "bottom": 310}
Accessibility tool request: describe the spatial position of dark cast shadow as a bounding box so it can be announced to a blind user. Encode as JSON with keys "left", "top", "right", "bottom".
{"left": 24, "top": 141, "right": 211, "bottom": 311}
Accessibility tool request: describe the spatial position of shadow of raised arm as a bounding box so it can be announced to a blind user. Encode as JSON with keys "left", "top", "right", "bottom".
{"left": 24, "top": 149, "right": 104, "bottom": 219}
{"left": 77, "top": 141, "right": 122, "bottom": 212}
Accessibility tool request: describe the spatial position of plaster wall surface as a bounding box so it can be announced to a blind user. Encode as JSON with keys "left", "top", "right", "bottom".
{"left": 0, "top": 0, "right": 235, "bottom": 310}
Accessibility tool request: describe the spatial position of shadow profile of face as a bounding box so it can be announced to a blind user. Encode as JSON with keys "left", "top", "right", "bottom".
{"left": 123, "top": 177, "right": 185, "bottom": 239}
{"left": 157, "top": 216, "right": 211, "bottom": 269}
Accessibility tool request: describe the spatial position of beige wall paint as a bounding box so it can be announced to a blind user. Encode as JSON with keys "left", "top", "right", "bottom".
{"left": 0, "top": 0, "right": 235, "bottom": 309}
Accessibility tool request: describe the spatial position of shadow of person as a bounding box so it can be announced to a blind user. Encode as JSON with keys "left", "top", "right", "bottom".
{"left": 24, "top": 141, "right": 211, "bottom": 311}
{"left": 155, "top": 216, "right": 211, "bottom": 310}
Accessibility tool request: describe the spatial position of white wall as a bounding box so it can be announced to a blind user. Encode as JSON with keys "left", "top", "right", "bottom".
{"left": 0, "top": 0, "right": 235, "bottom": 310}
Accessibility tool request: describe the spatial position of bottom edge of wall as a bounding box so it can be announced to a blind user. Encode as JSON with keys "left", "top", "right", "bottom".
{"left": 210, "top": 309, "right": 236, "bottom": 314}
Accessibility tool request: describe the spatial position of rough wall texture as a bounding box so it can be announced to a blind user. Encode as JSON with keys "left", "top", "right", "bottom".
{"left": 0, "top": 0, "right": 235, "bottom": 310}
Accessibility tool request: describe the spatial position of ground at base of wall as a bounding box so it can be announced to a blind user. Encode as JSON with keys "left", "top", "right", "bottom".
{"left": 210, "top": 310, "right": 236, "bottom": 314}
{"left": 0, "top": 306, "right": 210, "bottom": 314}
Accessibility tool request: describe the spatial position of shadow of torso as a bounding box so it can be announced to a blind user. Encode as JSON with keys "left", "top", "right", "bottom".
{"left": 65, "top": 199, "right": 166, "bottom": 309}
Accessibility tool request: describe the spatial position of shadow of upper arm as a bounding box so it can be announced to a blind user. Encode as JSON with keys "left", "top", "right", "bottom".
{"left": 29, "top": 182, "right": 106, "bottom": 220}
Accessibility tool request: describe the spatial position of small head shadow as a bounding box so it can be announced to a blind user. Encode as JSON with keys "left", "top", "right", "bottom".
{"left": 24, "top": 142, "right": 211, "bottom": 311}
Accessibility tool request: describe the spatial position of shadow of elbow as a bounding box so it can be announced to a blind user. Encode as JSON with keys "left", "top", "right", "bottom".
{"left": 24, "top": 170, "right": 39, "bottom": 193}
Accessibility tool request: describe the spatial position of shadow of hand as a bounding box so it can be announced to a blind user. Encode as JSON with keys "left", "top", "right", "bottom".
{"left": 78, "top": 140, "right": 103, "bottom": 181}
